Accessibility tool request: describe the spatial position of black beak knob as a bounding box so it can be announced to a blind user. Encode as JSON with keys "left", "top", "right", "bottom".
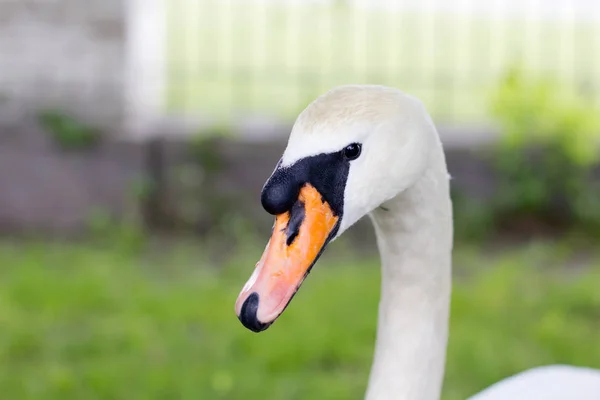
{"left": 261, "top": 167, "right": 301, "bottom": 215}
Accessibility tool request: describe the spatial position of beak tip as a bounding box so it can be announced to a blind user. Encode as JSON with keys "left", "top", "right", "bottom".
{"left": 237, "top": 292, "right": 272, "bottom": 333}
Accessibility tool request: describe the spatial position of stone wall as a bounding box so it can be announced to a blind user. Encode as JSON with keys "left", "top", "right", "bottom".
{"left": 0, "top": 123, "right": 499, "bottom": 237}
{"left": 0, "top": 124, "right": 144, "bottom": 236}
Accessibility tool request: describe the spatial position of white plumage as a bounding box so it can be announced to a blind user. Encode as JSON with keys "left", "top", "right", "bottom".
{"left": 278, "top": 84, "right": 600, "bottom": 400}
{"left": 468, "top": 365, "right": 600, "bottom": 400}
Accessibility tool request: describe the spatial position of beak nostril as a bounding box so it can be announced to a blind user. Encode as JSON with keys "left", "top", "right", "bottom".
{"left": 238, "top": 292, "right": 271, "bottom": 333}
{"left": 285, "top": 229, "right": 299, "bottom": 247}
{"left": 284, "top": 200, "right": 305, "bottom": 246}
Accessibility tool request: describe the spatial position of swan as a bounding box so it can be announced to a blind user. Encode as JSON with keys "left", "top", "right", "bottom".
{"left": 234, "top": 84, "right": 600, "bottom": 400}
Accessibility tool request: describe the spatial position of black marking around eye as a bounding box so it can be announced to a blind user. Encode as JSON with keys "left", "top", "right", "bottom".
{"left": 261, "top": 150, "right": 351, "bottom": 218}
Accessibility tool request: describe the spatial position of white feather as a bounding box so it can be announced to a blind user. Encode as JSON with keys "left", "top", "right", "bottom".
{"left": 468, "top": 365, "right": 600, "bottom": 400}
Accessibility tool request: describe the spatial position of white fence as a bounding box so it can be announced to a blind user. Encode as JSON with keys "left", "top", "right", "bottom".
{"left": 168, "top": 0, "right": 600, "bottom": 126}
{"left": 0, "top": 0, "right": 598, "bottom": 137}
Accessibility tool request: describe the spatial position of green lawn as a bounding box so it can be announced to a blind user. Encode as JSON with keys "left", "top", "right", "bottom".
{"left": 166, "top": 0, "right": 600, "bottom": 125}
{"left": 0, "top": 238, "right": 598, "bottom": 399}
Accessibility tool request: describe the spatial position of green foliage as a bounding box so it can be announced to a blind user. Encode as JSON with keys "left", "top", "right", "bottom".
{"left": 451, "top": 187, "right": 496, "bottom": 242}
{"left": 38, "top": 110, "right": 101, "bottom": 150}
{"left": 181, "top": 125, "right": 238, "bottom": 233}
{"left": 491, "top": 68, "right": 600, "bottom": 165}
{"left": 189, "top": 125, "right": 232, "bottom": 174}
{"left": 486, "top": 68, "right": 600, "bottom": 233}
{"left": 86, "top": 208, "right": 146, "bottom": 254}
{"left": 0, "top": 240, "right": 597, "bottom": 400}
{"left": 129, "top": 176, "right": 156, "bottom": 203}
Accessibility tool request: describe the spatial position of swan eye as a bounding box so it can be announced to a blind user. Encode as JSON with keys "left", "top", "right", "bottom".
{"left": 343, "top": 143, "right": 362, "bottom": 160}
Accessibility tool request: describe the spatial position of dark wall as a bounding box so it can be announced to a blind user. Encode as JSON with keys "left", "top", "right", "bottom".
{"left": 0, "top": 125, "right": 497, "bottom": 238}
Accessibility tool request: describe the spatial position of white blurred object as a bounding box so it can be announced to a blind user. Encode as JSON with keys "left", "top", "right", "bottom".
{"left": 468, "top": 365, "right": 600, "bottom": 400}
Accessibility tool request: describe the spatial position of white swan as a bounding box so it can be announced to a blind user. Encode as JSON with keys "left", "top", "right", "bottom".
{"left": 234, "top": 84, "right": 600, "bottom": 400}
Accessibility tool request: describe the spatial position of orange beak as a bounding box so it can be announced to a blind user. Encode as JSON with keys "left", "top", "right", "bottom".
{"left": 235, "top": 184, "right": 339, "bottom": 332}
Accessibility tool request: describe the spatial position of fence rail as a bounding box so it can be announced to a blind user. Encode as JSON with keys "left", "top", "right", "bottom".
{"left": 167, "top": 0, "right": 600, "bottom": 126}
{"left": 0, "top": 0, "right": 598, "bottom": 136}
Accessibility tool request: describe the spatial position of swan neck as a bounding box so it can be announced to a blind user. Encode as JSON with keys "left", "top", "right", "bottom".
{"left": 365, "top": 164, "right": 453, "bottom": 400}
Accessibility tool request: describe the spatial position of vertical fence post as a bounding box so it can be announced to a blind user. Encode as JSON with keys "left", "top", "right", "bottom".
{"left": 125, "top": 0, "right": 167, "bottom": 139}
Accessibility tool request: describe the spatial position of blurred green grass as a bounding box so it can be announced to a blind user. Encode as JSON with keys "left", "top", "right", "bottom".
{"left": 167, "top": 0, "right": 600, "bottom": 124}
{"left": 0, "top": 238, "right": 598, "bottom": 399}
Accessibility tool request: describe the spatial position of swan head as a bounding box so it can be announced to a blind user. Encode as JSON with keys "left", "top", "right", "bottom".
{"left": 235, "top": 85, "right": 439, "bottom": 332}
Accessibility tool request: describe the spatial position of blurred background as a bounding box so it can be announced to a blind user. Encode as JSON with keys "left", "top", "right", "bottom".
{"left": 0, "top": 0, "right": 599, "bottom": 399}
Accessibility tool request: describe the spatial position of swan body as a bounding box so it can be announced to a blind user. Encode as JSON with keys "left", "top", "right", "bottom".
{"left": 234, "top": 84, "right": 600, "bottom": 399}
{"left": 468, "top": 365, "right": 600, "bottom": 400}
